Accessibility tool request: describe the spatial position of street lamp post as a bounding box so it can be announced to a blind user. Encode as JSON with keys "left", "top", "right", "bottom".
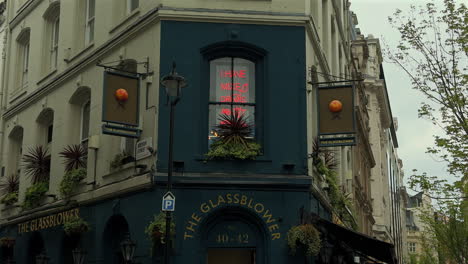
{"left": 160, "top": 62, "right": 187, "bottom": 264}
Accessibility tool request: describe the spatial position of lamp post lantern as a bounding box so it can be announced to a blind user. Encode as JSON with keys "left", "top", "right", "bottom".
{"left": 35, "top": 252, "right": 50, "bottom": 264}
{"left": 120, "top": 232, "right": 136, "bottom": 264}
{"left": 72, "top": 247, "right": 87, "bottom": 264}
{"left": 160, "top": 62, "right": 187, "bottom": 264}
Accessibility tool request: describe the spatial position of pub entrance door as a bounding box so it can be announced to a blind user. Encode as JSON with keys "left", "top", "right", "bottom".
{"left": 207, "top": 248, "right": 256, "bottom": 264}
{"left": 203, "top": 209, "right": 265, "bottom": 264}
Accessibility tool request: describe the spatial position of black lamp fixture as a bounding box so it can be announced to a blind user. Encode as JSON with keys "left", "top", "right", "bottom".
{"left": 160, "top": 62, "right": 187, "bottom": 264}
{"left": 319, "top": 240, "right": 333, "bottom": 264}
{"left": 120, "top": 232, "right": 136, "bottom": 264}
{"left": 160, "top": 62, "right": 187, "bottom": 100}
{"left": 35, "top": 251, "right": 50, "bottom": 264}
{"left": 72, "top": 247, "right": 87, "bottom": 264}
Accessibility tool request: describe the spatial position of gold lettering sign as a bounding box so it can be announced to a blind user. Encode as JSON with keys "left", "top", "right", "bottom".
{"left": 183, "top": 194, "right": 281, "bottom": 241}
{"left": 17, "top": 208, "right": 80, "bottom": 234}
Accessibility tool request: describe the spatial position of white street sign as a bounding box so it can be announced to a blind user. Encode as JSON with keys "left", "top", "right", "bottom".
{"left": 162, "top": 191, "right": 175, "bottom": 212}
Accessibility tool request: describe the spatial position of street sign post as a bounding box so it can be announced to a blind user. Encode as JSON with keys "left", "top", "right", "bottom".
{"left": 162, "top": 192, "right": 175, "bottom": 212}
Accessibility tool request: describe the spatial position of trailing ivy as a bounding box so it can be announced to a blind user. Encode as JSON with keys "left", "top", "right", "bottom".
{"left": 59, "top": 168, "right": 86, "bottom": 198}
{"left": 23, "top": 182, "right": 49, "bottom": 210}
{"left": 287, "top": 224, "right": 322, "bottom": 256}
{"left": 1, "top": 192, "right": 18, "bottom": 206}
{"left": 316, "top": 160, "right": 357, "bottom": 230}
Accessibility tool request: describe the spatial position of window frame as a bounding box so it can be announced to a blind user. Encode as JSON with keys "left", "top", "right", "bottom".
{"left": 200, "top": 42, "right": 267, "bottom": 157}
{"left": 85, "top": 0, "right": 95, "bottom": 45}
{"left": 50, "top": 16, "right": 60, "bottom": 70}
{"left": 80, "top": 100, "right": 91, "bottom": 146}
{"left": 208, "top": 57, "right": 257, "bottom": 144}
{"left": 127, "top": 0, "right": 139, "bottom": 14}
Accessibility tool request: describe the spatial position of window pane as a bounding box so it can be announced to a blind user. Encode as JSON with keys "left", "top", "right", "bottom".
{"left": 129, "top": 0, "right": 139, "bottom": 12}
{"left": 233, "top": 58, "right": 255, "bottom": 103}
{"left": 88, "top": 0, "right": 95, "bottom": 18}
{"left": 208, "top": 105, "right": 255, "bottom": 144}
{"left": 81, "top": 102, "right": 90, "bottom": 141}
{"left": 209, "top": 57, "right": 255, "bottom": 103}
{"left": 47, "top": 124, "right": 54, "bottom": 143}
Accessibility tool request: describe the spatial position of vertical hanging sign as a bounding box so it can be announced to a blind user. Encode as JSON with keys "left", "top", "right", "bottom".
{"left": 317, "top": 84, "right": 356, "bottom": 147}
{"left": 102, "top": 71, "right": 141, "bottom": 138}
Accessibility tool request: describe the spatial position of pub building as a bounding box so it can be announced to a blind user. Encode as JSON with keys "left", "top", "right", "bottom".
{"left": 0, "top": 1, "right": 397, "bottom": 264}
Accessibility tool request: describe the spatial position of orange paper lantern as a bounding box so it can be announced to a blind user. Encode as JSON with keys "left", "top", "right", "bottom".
{"left": 115, "top": 88, "right": 129, "bottom": 102}
{"left": 328, "top": 100, "right": 343, "bottom": 113}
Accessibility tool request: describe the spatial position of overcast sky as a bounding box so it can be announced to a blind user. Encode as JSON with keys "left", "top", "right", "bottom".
{"left": 349, "top": 0, "right": 451, "bottom": 192}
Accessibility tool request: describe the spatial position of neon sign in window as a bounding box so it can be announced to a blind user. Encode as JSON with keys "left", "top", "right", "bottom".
{"left": 208, "top": 57, "right": 255, "bottom": 142}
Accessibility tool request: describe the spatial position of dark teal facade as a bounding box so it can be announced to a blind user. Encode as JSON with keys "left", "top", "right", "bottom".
{"left": 0, "top": 21, "right": 334, "bottom": 264}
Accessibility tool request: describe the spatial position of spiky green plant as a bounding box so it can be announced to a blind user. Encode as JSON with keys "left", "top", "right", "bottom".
{"left": 22, "top": 146, "right": 51, "bottom": 184}
{"left": 214, "top": 111, "right": 253, "bottom": 145}
{"left": 0, "top": 173, "right": 19, "bottom": 195}
{"left": 206, "top": 111, "right": 261, "bottom": 160}
{"left": 59, "top": 144, "right": 87, "bottom": 172}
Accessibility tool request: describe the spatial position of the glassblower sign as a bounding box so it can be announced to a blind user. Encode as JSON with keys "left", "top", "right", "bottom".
{"left": 17, "top": 208, "right": 80, "bottom": 234}
{"left": 182, "top": 193, "right": 281, "bottom": 241}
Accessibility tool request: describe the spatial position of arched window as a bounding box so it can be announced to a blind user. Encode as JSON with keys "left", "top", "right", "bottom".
{"left": 16, "top": 28, "right": 30, "bottom": 89}
{"left": 208, "top": 57, "right": 256, "bottom": 143}
{"left": 43, "top": 1, "right": 60, "bottom": 72}
{"left": 36, "top": 108, "right": 54, "bottom": 147}
{"left": 81, "top": 101, "right": 90, "bottom": 148}
{"left": 8, "top": 126, "right": 24, "bottom": 176}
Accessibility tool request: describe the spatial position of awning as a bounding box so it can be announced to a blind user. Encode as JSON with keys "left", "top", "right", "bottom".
{"left": 315, "top": 217, "right": 397, "bottom": 264}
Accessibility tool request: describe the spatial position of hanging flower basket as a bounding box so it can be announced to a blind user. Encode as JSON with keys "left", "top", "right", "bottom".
{"left": 145, "top": 212, "right": 175, "bottom": 246}
{"left": 63, "top": 216, "right": 90, "bottom": 236}
{"left": 287, "top": 224, "right": 322, "bottom": 257}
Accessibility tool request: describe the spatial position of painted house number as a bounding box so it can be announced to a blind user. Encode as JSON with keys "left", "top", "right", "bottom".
{"left": 216, "top": 233, "right": 249, "bottom": 244}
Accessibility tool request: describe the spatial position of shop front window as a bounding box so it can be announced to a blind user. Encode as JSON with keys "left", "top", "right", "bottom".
{"left": 208, "top": 57, "right": 256, "bottom": 144}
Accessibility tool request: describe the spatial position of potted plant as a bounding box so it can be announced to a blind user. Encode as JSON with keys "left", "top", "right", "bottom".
{"left": 145, "top": 212, "right": 175, "bottom": 247}
{"left": 0, "top": 174, "right": 19, "bottom": 206}
{"left": 22, "top": 146, "right": 51, "bottom": 184}
{"left": 287, "top": 223, "right": 322, "bottom": 257}
{"left": 58, "top": 144, "right": 88, "bottom": 198}
{"left": 22, "top": 182, "right": 49, "bottom": 210}
{"left": 59, "top": 144, "right": 87, "bottom": 172}
{"left": 110, "top": 151, "right": 135, "bottom": 170}
{"left": 59, "top": 168, "right": 87, "bottom": 198}
{"left": 0, "top": 237, "right": 15, "bottom": 248}
{"left": 63, "top": 216, "right": 90, "bottom": 236}
{"left": 206, "top": 111, "right": 261, "bottom": 160}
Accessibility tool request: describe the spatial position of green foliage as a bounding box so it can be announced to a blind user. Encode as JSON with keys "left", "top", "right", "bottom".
{"left": 316, "top": 160, "right": 357, "bottom": 230}
{"left": 22, "top": 146, "right": 51, "bottom": 184}
{"left": 63, "top": 216, "right": 90, "bottom": 236}
{"left": 1, "top": 192, "right": 18, "bottom": 206}
{"left": 59, "top": 168, "right": 87, "bottom": 198}
{"left": 59, "top": 144, "right": 87, "bottom": 172}
{"left": 0, "top": 173, "right": 19, "bottom": 194}
{"left": 206, "top": 140, "right": 261, "bottom": 160}
{"left": 206, "top": 111, "right": 261, "bottom": 160}
{"left": 388, "top": 3, "right": 467, "bottom": 261}
{"left": 388, "top": 0, "right": 467, "bottom": 177}
{"left": 110, "top": 152, "right": 135, "bottom": 170}
{"left": 287, "top": 224, "right": 321, "bottom": 256}
{"left": 22, "top": 182, "right": 49, "bottom": 210}
{"left": 145, "top": 212, "right": 175, "bottom": 246}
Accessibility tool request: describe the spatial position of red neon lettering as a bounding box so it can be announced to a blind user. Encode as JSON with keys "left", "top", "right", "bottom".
{"left": 219, "top": 70, "right": 247, "bottom": 78}
{"left": 219, "top": 83, "right": 249, "bottom": 93}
